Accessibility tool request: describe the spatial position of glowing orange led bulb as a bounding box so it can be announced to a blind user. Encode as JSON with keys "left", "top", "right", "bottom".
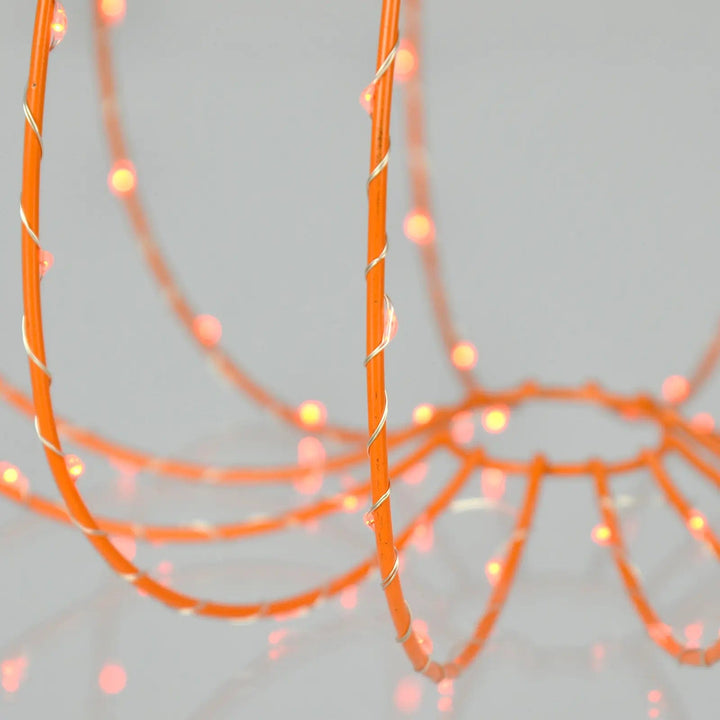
{"left": 340, "top": 585, "right": 358, "bottom": 610}
{"left": 65, "top": 454, "right": 85, "bottom": 479}
{"left": 412, "top": 403, "right": 435, "bottom": 426}
{"left": 98, "top": 664, "right": 126, "bottom": 695}
{"left": 394, "top": 39, "right": 417, "bottom": 82}
{"left": 192, "top": 314, "right": 222, "bottom": 347}
{"left": 394, "top": 677, "right": 422, "bottom": 714}
{"left": 451, "top": 341, "right": 477, "bottom": 370}
{"left": 403, "top": 209, "right": 434, "bottom": 245}
{"left": 687, "top": 511, "right": 706, "bottom": 535}
{"left": 359, "top": 84, "right": 375, "bottom": 114}
{"left": 480, "top": 468, "right": 506, "bottom": 501}
{"left": 108, "top": 160, "right": 137, "bottom": 195}
{"left": 591, "top": 523, "right": 612, "bottom": 545}
{"left": 50, "top": 3, "right": 68, "bottom": 50}
{"left": 39, "top": 250, "right": 54, "bottom": 277}
{"left": 691, "top": 412, "right": 714, "bottom": 434}
{"left": 661, "top": 374, "right": 689, "bottom": 404}
{"left": 481, "top": 405, "right": 509, "bottom": 434}
{"left": 485, "top": 558, "right": 502, "bottom": 585}
{"left": 100, "top": 0, "right": 127, "bottom": 24}
{"left": 1, "top": 465, "right": 19, "bottom": 484}
{"left": 298, "top": 400, "right": 327, "bottom": 428}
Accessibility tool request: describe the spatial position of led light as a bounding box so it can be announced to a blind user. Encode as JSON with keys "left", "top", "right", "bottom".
{"left": 648, "top": 709, "right": 659, "bottom": 719}
{"left": 687, "top": 511, "right": 706, "bottom": 534}
{"left": 485, "top": 558, "right": 502, "bottom": 585}
{"left": 298, "top": 400, "right": 326, "bottom": 428}
{"left": 0, "top": 657, "right": 27, "bottom": 694}
{"left": 98, "top": 664, "right": 126, "bottom": 695}
{"left": 412, "top": 619, "right": 433, "bottom": 653}
{"left": 268, "top": 628, "right": 287, "bottom": 645}
{"left": 110, "top": 535, "right": 136, "bottom": 561}
{"left": 691, "top": 412, "right": 714, "bottom": 434}
{"left": 402, "top": 462, "right": 428, "bottom": 486}
{"left": 480, "top": 468, "right": 506, "bottom": 501}
{"left": 684, "top": 621, "right": 703, "bottom": 646}
{"left": 65, "top": 454, "right": 85, "bottom": 479}
{"left": 108, "top": 160, "right": 136, "bottom": 195}
{"left": 661, "top": 375, "right": 689, "bottom": 404}
{"left": 100, "top": 0, "right": 126, "bottom": 24}
{"left": 192, "top": 314, "right": 222, "bottom": 347}
{"left": 394, "top": 677, "right": 422, "bottom": 714}
{"left": 403, "top": 209, "right": 434, "bottom": 245}
{"left": 359, "top": 84, "right": 375, "bottom": 114}
{"left": 451, "top": 341, "right": 477, "bottom": 370}
{"left": 394, "top": 39, "right": 417, "bottom": 82}
{"left": 438, "top": 697, "right": 453, "bottom": 713}
{"left": 450, "top": 410, "right": 474, "bottom": 444}
{"left": 363, "top": 511, "right": 375, "bottom": 529}
{"left": 412, "top": 522, "right": 434, "bottom": 553}
{"left": 438, "top": 679, "right": 454, "bottom": 696}
{"left": 412, "top": 403, "right": 435, "bottom": 426}
{"left": 481, "top": 405, "right": 509, "bottom": 434}
{"left": 39, "top": 250, "right": 54, "bottom": 277}
{"left": 50, "top": 3, "right": 68, "bottom": 50}
{"left": 591, "top": 523, "right": 612, "bottom": 545}
{"left": 2, "top": 466, "right": 19, "bottom": 484}
{"left": 340, "top": 585, "right": 358, "bottom": 610}
{"left": 647, "top": 690, "right": 662, "bottom": 704}
{"left": 295, "top": 437, "right": 324, "bottom": 494}
{"left": 342, "top": 495, "right": 359, "bottom": 512}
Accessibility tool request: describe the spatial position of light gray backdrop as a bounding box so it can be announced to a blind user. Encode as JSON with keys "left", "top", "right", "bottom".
{"left": 0, "top": 1, "right": 718, "bottom": 718}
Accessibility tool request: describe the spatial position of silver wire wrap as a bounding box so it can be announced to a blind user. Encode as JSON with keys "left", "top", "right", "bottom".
{"left": 19, "top": 204, "right": 41, "bottom": 248}
{"left": 23, "top": 90, "right": 44, "bottom": 157}
{"left": 417, "top": 655, "right": 433, "bottom": 675}
{"left": 120, "top": 571, "right": 146, "bottom": 583}
{"left": 22, "top": 316, "right": 51, "bottom": 379}
{"left": 366, "top": 391, "right": 388, "bottom": 454}
{"left": 364, "top": 236, "right": 387, "bottom": 277}
{"left": 179, "top": 601, "right": 207, "bottom": 617}
{"left": 69, "top": 513, "right": 107, "bottom": 538}
{"left": 368, "top": 487, "right": 391, "bottom": 517}
{"left": 34, "top": 416, "right": 63, "bottom": 457}
{"left": 364, "top": 295, "right": 395, "bottom": 367}
{"left": 396, "top": 605, "right": 413, "bottom": 644}
{"left": 373, "top": 40, "right": 399, "bottom": 87}
{"left": 367, "top": 149, "right": 390, "bottom": 190}
{"left": 380, "top": 547, "right": 400, "bottom": 589}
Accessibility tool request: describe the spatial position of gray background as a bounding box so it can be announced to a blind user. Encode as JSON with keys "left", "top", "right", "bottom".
{"left": 0, "top": 0, "right": 718, "bottom": 717}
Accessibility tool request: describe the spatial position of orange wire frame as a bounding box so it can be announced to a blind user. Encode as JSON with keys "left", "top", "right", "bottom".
{"left": 10, "top": 0, "right": 719, "bottom": 686}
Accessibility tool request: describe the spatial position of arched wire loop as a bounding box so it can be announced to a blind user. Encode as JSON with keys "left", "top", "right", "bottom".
{"left": 591, "top": 462, "right": 720, "bottom": 667}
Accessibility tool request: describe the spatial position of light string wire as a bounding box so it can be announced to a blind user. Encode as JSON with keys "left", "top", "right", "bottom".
{"left": 362, "top": 0, "right": 719, "bottom": 682}
{"left": 13, "top": 0, "right": 719, "bottom": 683}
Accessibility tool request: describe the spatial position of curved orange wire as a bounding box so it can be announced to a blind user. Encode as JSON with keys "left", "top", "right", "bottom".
{"left": 363, "top": 0, "right": 719, "bottom": 683}
{"left": 14, "top": 0, "right": 719, "bottom": 684}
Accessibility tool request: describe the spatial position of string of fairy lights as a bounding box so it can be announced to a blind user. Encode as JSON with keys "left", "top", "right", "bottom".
{"left": 6, "top": 0, "right": 718, "bottom": 701}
